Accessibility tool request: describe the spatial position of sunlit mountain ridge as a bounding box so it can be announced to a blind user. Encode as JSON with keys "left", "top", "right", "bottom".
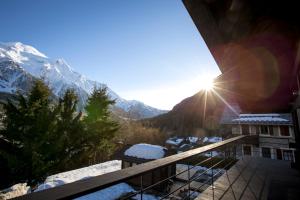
{"left": 0, "top": 42, "right": 167, "bottom": 119}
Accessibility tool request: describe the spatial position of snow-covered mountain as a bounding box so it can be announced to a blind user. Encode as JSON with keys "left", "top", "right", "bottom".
{"left": 0, "top": 42, "right": 167, "bottom": 119}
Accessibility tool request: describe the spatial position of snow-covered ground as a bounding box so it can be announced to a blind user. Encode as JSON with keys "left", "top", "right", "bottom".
{"left": 176, "top": 164, "right": 225, "bottom": 179}
{"left": 173, "top": 164, "right": 225, "bottom": 199}
{"left": 203, "top": 151, "right": 223, "bottom": 158}
{"left": 74, "top": 183, "right": 158, "bottom": 200}
{"left": 36, "top": 160, "right": 122, "bottom": 192}
{"left": 75, "top": 183, "right": 134, "bottom": 200}
{"left": 0, "top": 183, "right": 30, "bottom": 200}
{"left": 34, "top": 160, "right": 159, "bottom": 199}
{"left": 23, "top": 159, "right": 159, "bottom": 200}
{"left": 124, "top": 143, "right": 166, "bottom": 160}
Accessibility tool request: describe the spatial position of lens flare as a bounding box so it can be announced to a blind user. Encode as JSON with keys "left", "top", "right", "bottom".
{"left": 199, "top": 75, "right": 215, "bottom": 91}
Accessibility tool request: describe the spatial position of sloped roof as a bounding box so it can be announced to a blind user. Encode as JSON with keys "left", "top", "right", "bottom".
{"left": 165, "top": 138, "right": 184, "bottom": 146}
{"left": 224, "top": 113, "right": 292, "bottom": 125}
{"left": 124, "top": 143, "right": 167, "bottom": 160}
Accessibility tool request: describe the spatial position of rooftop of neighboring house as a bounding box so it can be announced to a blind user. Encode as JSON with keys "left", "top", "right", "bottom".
{"left": 123, "top": 143, "right": 167, "bottom": 160}
{"left": 222, "top": 113, "right": 293, "bottom": 125}
{"left": 178, "top": 143, "right": 193, "bottom": 152}
{"left": 165, "top": 137, "right": 185, "bottom": 146}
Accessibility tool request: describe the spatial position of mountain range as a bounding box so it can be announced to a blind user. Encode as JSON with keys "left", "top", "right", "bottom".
{"left": 0, "top": 42, "right": 167, "bottom": 119}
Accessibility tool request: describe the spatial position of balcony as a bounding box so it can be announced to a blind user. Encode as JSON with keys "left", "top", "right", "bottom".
{"left": 15, "top": 136, "right": 300, "bottom": 200}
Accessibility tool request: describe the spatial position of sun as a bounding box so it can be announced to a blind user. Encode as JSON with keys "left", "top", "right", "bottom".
{"left": 200, "top": 75, "right": 215, "bottom": 91}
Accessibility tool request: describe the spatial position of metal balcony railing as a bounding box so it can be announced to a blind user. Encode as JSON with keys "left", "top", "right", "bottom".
{"left": 15, "top": 135, "right": 250, "bottom": 200}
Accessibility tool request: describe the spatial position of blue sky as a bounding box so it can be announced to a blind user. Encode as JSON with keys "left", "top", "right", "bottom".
{"left": 0, "top": 0, "right": 220, "bottom": 110}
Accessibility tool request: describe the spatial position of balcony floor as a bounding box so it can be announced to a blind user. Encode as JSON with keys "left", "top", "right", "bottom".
{"left": 196, "top": 156, "right": 300, "bottom": 200}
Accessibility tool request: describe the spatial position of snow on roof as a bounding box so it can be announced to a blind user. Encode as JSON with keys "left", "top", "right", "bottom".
{"left": 232, "top": 117, "right": 288, "bottom": 122}
{"left": 166, "top": 138, "right": 184, "bottom": 146}
{"left": 124, "top": 143, "right": 166, "bottom": 160}
{"left": 188, "top": 136, "right": 199, "bottom": 143}
{"left": 222, "top": 113, "right": 293, "bottom": 125}
{"left": 179, "top": 144, "right": 192, "bottom": 149}
{"left": 203, "top": 137, "right": 222, "bottom": 143}
{"left": 239, "top": 113, "right": 281, "bottom": 117}
{"left": 36, "top": 160, "right": 121, "bottom": 192}
{"left": 226, "top": 113, "right": 292, "bottom": 125}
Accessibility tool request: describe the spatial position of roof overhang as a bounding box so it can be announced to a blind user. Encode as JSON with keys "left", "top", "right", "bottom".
{"left": 183, "top": 0, "right": 300, "bottom": 112}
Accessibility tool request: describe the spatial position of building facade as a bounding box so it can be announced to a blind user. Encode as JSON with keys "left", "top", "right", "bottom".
{"left": 224, "top": 114, "right": 296, "bottom": 162}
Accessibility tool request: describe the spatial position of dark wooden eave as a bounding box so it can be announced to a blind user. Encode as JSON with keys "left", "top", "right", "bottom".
{"left": 183, "top": 0, "right": 300, "bottom": 112}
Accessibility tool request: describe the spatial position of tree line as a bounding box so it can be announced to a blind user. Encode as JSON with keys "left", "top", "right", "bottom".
{"left": 0, "top": 80, "right": 119, "bottom": 188}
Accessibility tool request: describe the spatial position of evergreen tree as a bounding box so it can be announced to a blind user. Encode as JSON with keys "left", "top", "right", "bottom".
{"left": 83, "top": 87, "right": 119, "bottom": 163}
{"left": 0, "top": 81, "right": 119, "bottom": 187}
{"left": 52, "top": 89, "right": 85, "bottom": 171}
{"left": 0, "top": 80, "right": 58, "bottom": 184}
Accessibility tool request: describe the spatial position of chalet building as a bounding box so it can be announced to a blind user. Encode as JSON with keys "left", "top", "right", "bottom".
{"left": 120, "top": 143, "right": 175, "bottom": 191}
{"left": 165, "top": 137, "right": 184, "bottom": 150}
{"left": 223, "top": 114, "right": 296, "bottom": 162}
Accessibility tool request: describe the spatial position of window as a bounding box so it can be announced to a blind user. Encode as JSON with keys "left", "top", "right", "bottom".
{"left": 262, "top": 147, "right": 271, "bottom": 158}
{"left": 256, "top": 126, "right": 260, "bottom": 132}
{"left": 283, "top": 150, "right": 293, "bottom": 161}
{"left": 276, "top": 149, "right": 282, "bottom": 160}
{"left": 243, "top": 145, "right": 252, "bottom": 155}
{"left": 253, "top": 126, "right": 259, "bottom": 135}
{"left": 269, "top": 126, "right": 274, "bottom": 136}
{"left": 250, "top": 126, "right": 258, "bottom": 135}
{"left": 242, "top": 125, "right": 249, "bottom": 135}
{"left": 280, "top": 126, "right": 290, "bottom": 136}
{"left": 232, "top": 125, "right": 240, "bottom": 134}
{"left": 260, "top": 125, "right": 269, "bottom": 135}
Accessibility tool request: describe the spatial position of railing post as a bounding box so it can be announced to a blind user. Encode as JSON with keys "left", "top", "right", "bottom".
{"left": 233, "top": 144, "right": 237, "bottom": 160}
{"left": 211, "top": 151, "right": 214, "bottom": 200}
{"left": 140, "top": 175, "right": 143, "bottom": 200}
{"left": 188, "top": 163, "right": 191, "bottom": 200}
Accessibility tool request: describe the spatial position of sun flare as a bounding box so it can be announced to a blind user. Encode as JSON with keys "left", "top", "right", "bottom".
{"left": 200, "top": 75, "right": 215, "bottom": 91}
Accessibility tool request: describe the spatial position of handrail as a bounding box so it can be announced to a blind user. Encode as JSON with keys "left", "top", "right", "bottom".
{"left": 15, "top": 135, "right": 246, "bottom": 200}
